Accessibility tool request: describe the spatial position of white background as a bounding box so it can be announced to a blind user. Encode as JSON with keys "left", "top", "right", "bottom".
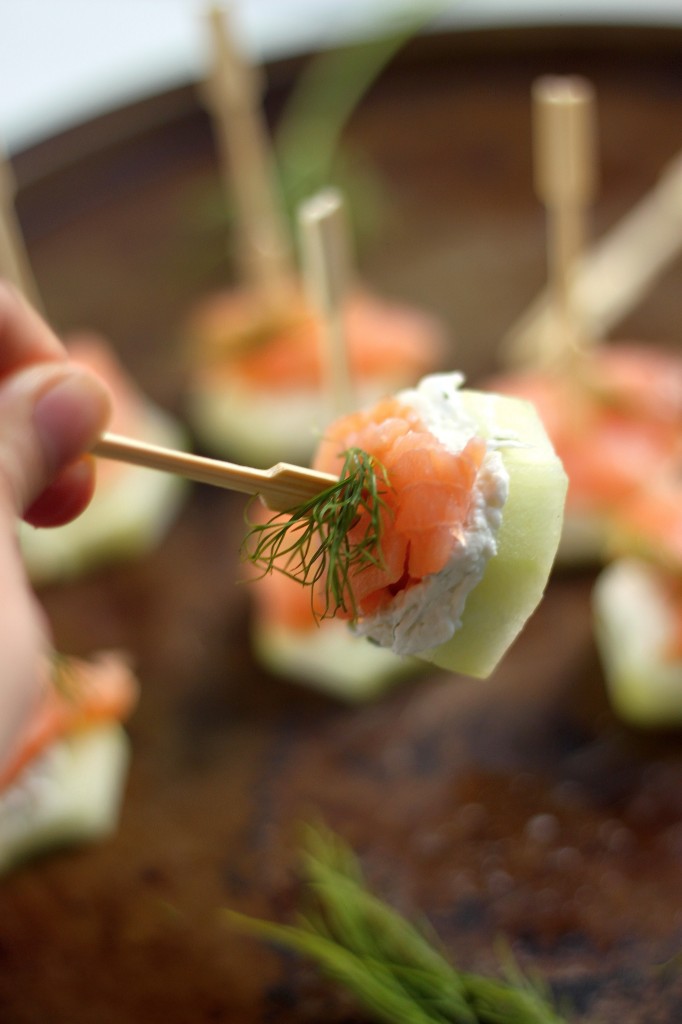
{"left": 2, "top": 0, "right": 682, "bottom": 154}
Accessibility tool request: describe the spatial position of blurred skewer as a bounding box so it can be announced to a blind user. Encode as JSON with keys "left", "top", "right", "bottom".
{"left": 298, "top": 187, "right": 355, "bottom": 416}
{"left": 92, "top": 433, "right": 337, "bottom": 512}
{"left": 529, "top": 75, "right": 597, "bottom": 367}
{"left": 502, "top": 150, "right": 682, "bottom": 366}
{"left": 99, "top": 15, "right": 374, "bottom": 504}
{"left": 0, "top": 140, "right": 44, "bottom": 312}
{"left": 201, "top": 4, "right": 293, "bottom": 311}
{"left": 95, "top": 187, "right": 355, "bottom": 507}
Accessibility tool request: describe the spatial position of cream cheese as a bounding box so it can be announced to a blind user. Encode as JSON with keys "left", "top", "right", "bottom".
{"left": 351, "top": 373, "right": 509, "bottom": 656}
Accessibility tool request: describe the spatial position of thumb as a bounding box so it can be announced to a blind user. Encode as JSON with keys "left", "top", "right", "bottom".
{"left": 0, "top": 361, "right": 111, "bottom": 517}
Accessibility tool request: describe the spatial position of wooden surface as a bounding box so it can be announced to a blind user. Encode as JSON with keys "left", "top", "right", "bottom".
{"left": 3, "top": 26, "right": 682, "bottom": 1023}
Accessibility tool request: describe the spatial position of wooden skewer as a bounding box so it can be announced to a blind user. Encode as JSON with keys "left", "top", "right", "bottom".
{"left": 92, "top": 432, "right": 338, "bottom": 512}
{"left": 502, "top": 150, "right": 682, "bottom": 365}
{"left": 0, "top": 141, "right": 44, "bottom": 312}
{"left": 531, "top": 75, "right": 596, "bottom": 365}
{"left": 298, "top": 187, "right": 355, "bottom": 416}
{"left": 202, "top": 4, "right": 292, "bottom": 309}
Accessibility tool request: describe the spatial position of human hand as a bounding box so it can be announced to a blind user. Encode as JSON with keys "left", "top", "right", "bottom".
{"left": 0, "top": 282, "right": 111, "bottom": 763}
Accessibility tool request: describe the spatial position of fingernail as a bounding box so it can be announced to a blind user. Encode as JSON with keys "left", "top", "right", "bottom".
{"left": 34, "top": 370, "right": 111, "bottom": 473}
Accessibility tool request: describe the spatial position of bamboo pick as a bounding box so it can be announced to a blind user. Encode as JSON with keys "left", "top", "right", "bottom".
{"left": 530, "top": 75, "right": 596, "bottom": 367}
{"left": 202, "top": 4, "right": 292, "bottom": 310}
{"left": 502, "top": 150, "right": 682, "bottom": 366}
{"left": 298, "top": 187, "right": 355, "bottom": 417}
{"left": 92, "top": 432, "right": 337, "bottom": 512}
{"left": 0, "top": 141, "right": 44, "bottom": 312}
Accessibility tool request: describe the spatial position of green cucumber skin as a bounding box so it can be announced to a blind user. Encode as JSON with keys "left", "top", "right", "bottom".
{"left": 593, "top": 559, "right": 682, "bottom": 727}
{"left": 420, "top": 391, "right": 568, "bottom": 679}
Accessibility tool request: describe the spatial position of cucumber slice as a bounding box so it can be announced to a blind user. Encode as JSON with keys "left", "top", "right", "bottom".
{"left": 593, "top": 558, "right": 682, "bottom": 726}
{"left": 420, "top": 389, "right": 567, "bottom": 678}
{"left": 0, "top": 723, "right": 131, "bottom": 876}
{"left": 252, "top": 619, "right": 421, "bottom": 701}
{"left": 187, "top": 382, "right": 324, "bottom": 467}
{"left": 20, "top": 407, "right": 188, "bottom": 585}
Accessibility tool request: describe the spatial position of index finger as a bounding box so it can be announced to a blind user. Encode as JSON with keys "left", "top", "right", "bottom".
{"left": 0, "top": 280, "right": 66, "bottom": 379}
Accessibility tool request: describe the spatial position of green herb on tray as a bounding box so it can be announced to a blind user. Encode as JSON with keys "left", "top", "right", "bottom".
{"left": 225, "top": 825, "right": 570, "bottom": 1024}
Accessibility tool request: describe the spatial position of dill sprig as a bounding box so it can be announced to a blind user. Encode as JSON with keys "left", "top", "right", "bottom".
{"left": 50, "top": 652, "right": 79, "bottom": 701}
{"left": 242, "top": 447, "right": 391, "bottom": 621}
{"left": 225, "top": 824, "right": 569, "bottom": 1024}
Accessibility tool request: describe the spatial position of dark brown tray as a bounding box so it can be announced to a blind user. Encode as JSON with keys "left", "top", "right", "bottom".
{"left": 3, "top": 25, "right": 682, "bottom": 1023}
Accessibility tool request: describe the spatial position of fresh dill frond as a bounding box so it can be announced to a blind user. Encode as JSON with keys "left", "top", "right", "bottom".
{"left": 224, "top": 824, "right": 569, "bottom": 1024}
{"left": 242, "top": 447, "right": 391, "bottom": 621}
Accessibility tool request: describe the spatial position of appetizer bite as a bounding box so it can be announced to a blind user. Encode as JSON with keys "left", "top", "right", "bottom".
{"left": 245, "top": 371, "right": 567, "bottom": 679}
{"left": 186, "top": 7, "right": 447, "bottom": 467}
{"left": 593, "top": 466, "right": 682, "bottom": 727}
{"left": 184, "top": 283, "right": 446, "bottom": 466}
{"left": 20, "top": 333, "right": 188, "bottom": 584}
{"left": 594, "top": 559, "right": 682, "bottom": 728}
{"left": 0, "top": 650, "right": 138, "bottom": 875}
{"left": 488, "top": 341, "right": 682, "bottom": 565}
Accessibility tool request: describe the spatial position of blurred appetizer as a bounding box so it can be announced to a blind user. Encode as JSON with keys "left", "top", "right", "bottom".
{"left": 593, "top": 464, "right": 682, "bottom": 727}
{"left": 187, "top": 8, "right": 447, "bottom": 467}
{"left": 244, "top": 371, "right": 567, "bottom": 679}
{"left": 184, "top": 282, "right": 446, "bottom": 466}
{"left": 0, "top": 650, "right": 138, "bottom": 876}
{"left": 20, "top": 333, "right": 188, "bottom": 584}
{"left": 488, "top": 341, "right": 682, "bottom": 565}
{"left": 594, "top": 559, "right": 682, "bottom": 728}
